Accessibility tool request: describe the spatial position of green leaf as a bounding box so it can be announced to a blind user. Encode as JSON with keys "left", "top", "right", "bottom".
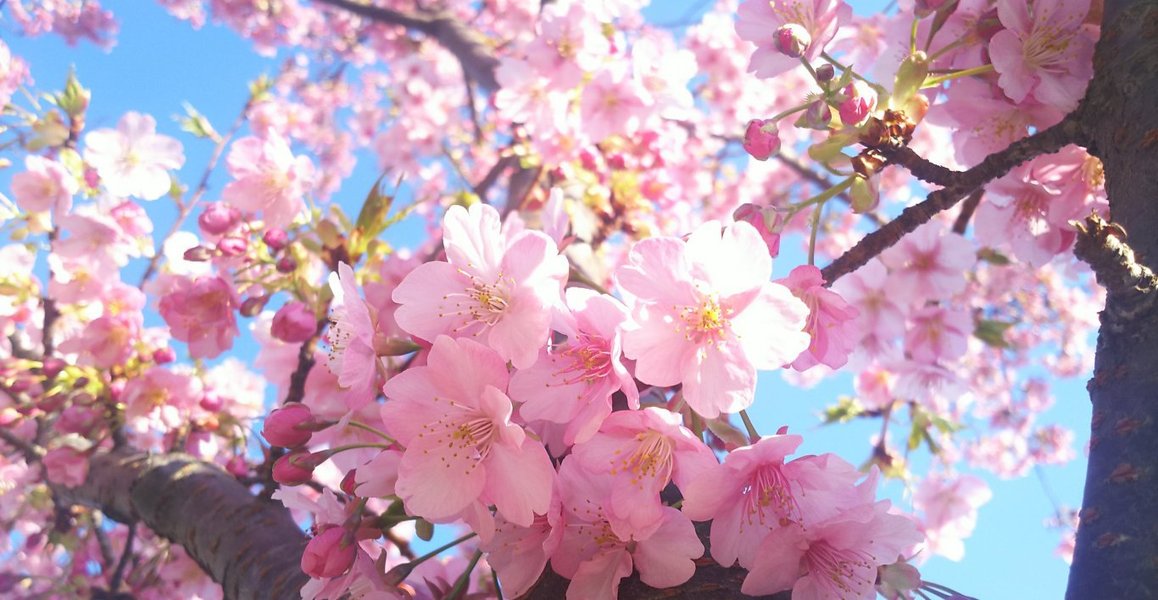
{"left": 822, "top": 396, "right": 865, "bottom": 424}
{"left": 977, "top": 247, "right": 1012, "bottom": 265}
{"left": 415, "top": 518, "right": 434, "bottom": 541}
{"left": 974, "top": 318, "right": 1014, "bottom": 349}
{"left": 177, "top": 102, "right": 220, "bottom": 142}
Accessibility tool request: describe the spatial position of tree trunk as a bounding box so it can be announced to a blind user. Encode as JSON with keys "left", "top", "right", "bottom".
{"left": 1067, "top": 1, "right": 1158, "bottom": 598}
{"left": 57, "top": 449, "right": 309, "bottom": 600}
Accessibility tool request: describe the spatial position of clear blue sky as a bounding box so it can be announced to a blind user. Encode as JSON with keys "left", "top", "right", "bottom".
{"left": 4, "top": 1, "right": 1092, "bottom": 598}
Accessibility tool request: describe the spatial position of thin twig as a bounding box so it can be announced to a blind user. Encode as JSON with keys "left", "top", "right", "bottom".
{"left": 109, "top": 522, "right": 136, "bottom": 593}
{"left": 138, "top": 98, "right": 253, "bottom": 287}
{"left": 952, "top": 190, "right": 983, "bottom": 234}
{"left": 820, "top": 115, "right": 1082, "bottom": 285}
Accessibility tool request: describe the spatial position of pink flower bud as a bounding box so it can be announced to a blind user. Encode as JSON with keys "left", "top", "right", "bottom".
{"left": 742, "top": 119, "right": 781, "bottom": 161}
{"left": 183, "top": 246, "right": 214, "bottom": 262}
{"left": 273, "top": 449, "right": 325, "bottom": 485}
{"left": 301, "top": 526, "right": 356, "bottom": 579}
{"left": 341, "top": 469, "right": 358, "bottom": 496}
{"left": 797, "top": 99, "right": 833, "bottom": 130}
{"left": 240, "top": 295, "right": 268, "bottom": 317}
{"left": 774, "top": 23, "right": 811, "bottom": 58}
{"left": 276, "top": 256, "right": 298, "bottom": 273}
{"left": 734, "top": 203, "right": 784, "bottom": 258}
{"left": 43, "top": 447, "right": 89, "bottom": 487}
{"left": 263, "top": 228, "right": 289, "bottom": 251}
{"left": 815, "top": 63, "right": 835, "bottom": 83}
{"left": 216, "top": 236, "right": 248, "bottom": 257}
{"left": 198, "top": 203, "right": 240, "bottom": 236}
{"left": 153, "top": 347, "right": 176, "bottom": 364}
{"left": 225, "top": 456, "right": 248, "bottom": 478}
{"left": 200, "top": 392, "right": 223, "bottom": 412}
{"left": 263, "top": 404, "right": 315, "bottom": 448}
{"left": 838, "top": 82, "right": 877, "bottom": 126}
{"left": 271, "top": 301, "right": 316, "bottom": 344}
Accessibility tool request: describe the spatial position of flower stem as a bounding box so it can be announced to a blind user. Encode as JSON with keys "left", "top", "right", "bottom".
{"left": 739, "top": 409, "right": 760, "bottom": 443}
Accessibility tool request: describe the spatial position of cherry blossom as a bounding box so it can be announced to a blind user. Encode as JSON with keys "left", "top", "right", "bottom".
{"left": 392, "top": 203, "right": 568, "bottom": 370}
{"left": 616, "top": 220, "right": 810, "bottom": 418}
{"left": 84, "top": 112, "right": 184, "bottom": 200}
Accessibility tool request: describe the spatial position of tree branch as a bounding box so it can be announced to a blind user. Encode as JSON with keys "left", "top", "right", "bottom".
{"left": 821, "top": 115, "right": 1083, "bottom": 284}
{"left": 312, "top": 0, "right": 500, "bottom": 90}
{"left": 55, "top": 449, "right": 308, "bottom": 600}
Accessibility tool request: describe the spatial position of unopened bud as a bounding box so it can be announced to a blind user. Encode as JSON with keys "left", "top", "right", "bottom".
{"left": 276, "top": 256, "right": 298, "bottom": 273}
{"left": 271, "top": 301, "right": 317, "bottom": 344}
{"left": 742, "top": 119, "right": 781, "bottom": 161}
{"left": 239, "top": 295, "right": 268, "bottom": 317}
{"left": 272, "top": 449, "right": 325, "bottom": 485}
{"left": 815, "top": 63, "right": 835, "bottom": 83}
{"left": 183, "top": 246, "right": 214, "bottom": 262}
{"left": 263, "top": 404, "right": 316, "bottom": 448}
{"left": 152, "top": 347, "right": 176, "bottom": 364}
{"left": 850, "top": 175, "right": 880, "bottom": 213}
{"left": 216, "top": 236, "right": 248, "bottom": 257}
{"left": 263, "top": 228, "right": 289, "bottom": 251}
{"left": 341, "top": 469, "right": 358, "bottom": 496}
{"left": 198, "top": 203, "right": 240, "bottom": 236}
{"left": 40, "top": 358, "right": 66, "bottom": 380}
{"left": 301, "top": 526, "right": 356, "bottom": 578}
{"left": 797, "top": 99, "right": 833, "bottom": 130}
{"left": 774, "top": 23, "right": 811, "bottom": 58}
{"left": 839, "top": 81, "right": 877, "bottom": 127}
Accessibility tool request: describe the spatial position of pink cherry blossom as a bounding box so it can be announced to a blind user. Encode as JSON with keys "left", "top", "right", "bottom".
{"left": 42, "top": 446, "right": 89, "bottom": 487}
{"left": 681, "top": 433, "right": 865, "bottom": 571}
{"left": 905, "top": 305, "right": 972, "bottom": 364}
{"left": 380, "top": 335, "right": 555, "bottom": 528}
{"left": 552, "top": 460, "right": 703, "bottom": 600}
{"left": 509, "top": 288, "right": 638, "bottom": 448}
{"left": 778, "top": 265, "right": 860, "bottom": 370}
{"left": 736, "top": 0, "right": 852, "bottom": 79}
{"left": 831, "top": 258, "right": 905, "bottom": 352}
{"left": 84, "top": 112, "right": 184, "bottom": 200}
{"left": 392, "top": 203, "right": 567, "bottom": 370}
{"left": 989, "top": 0, "right": 1095, "bottom": 110}
{"left": 220, "top": 133, "right": 315, "bottom": 229}
{"left": 579, "top": 64, "right": 652, "bottom": 143}
{"left": 326, "top": 263, "right": 379, "bottom": 393}
{"left": 914, "top": 473, "right": 992, "bottom": 561}
{"left": 880, "top": 222, "right": 976, "bottom": 303}
{"left": 11, "top": 155, "right": 76, "bottom": 215}
{"left": 158, "top": 274, "right": 239, "bottom": 359}
{"left": 742, "top": 501, "right": 923, "bottom": 598}
{"left": 616, "top": 220, "right": 810, "bottom": 418}
{"left": 572, "top": 407, "right": 717, "bottom": 539}
{"left": 479, "top": 509, "right": 563, "bottom": 599}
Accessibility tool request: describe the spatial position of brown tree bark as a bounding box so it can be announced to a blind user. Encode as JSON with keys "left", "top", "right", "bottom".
{"left": 1066, "top": 1, "right": 1158, "bottom": 598}
{"left": 56, "top": 449, "right": 309, "bottom": 600}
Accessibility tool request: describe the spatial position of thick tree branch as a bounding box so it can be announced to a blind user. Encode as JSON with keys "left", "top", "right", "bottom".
{"left": 55, "top": 449, "right": 308, "bottom": 600}
{"left": 312, "top": 0, "right": 500, "bottom": 90}
{"left": 821, "top": 116, "right": 1083, "bottom": 284}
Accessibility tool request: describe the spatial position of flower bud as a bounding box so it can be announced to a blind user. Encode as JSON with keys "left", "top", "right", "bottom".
{"left": 815, "top": 63, "right": 835, "bottom": 83}
{"left": 198, "top": 203, "right": 240, "bottom": 236}
{"left": 240, "top": 295, "right": 268, "bottom": 317}
{"left": 797, "top": 99, "right": 833, "bottom": 130}
{"left": 263, "top": 404, "right": 315, "bottom": 448}
{"left": 263, "top": 228, "right": 289, "bottom": 251}
{"left": 774, "top": 23, "right": 811, "bottom": 58}
{"left": 276, "top": 256, "right": 298, "bottom": 273}
{"left": 56, "top": 405, "right": 100, "bottom": 435}
{"left": 892, "top": 51, "right": 929, "bottom": 107}
{"left": 733, "top": 203, "right": 783, "bottom": 258}
{"left": 301, "top": 526, "right": 356, "bottom": 579}
{"left": 153, "top": 347, "right": 176, "bottom": 364}
{"left": 183, "top": 246, "right": 214, "bottom": 262}
{"left": 850, "top": 175, "right": 880, "bottom": 213}
{"left": 341, "top": 469, "right": 358, "bottom": 496}
{"left": 271, "top": 301, "right": 316, "bottom": 344}
{"left": 839, "top": 82, "right": 877, "bottom": 127}
{"left": 273, "top": 449, "right": 325, "bottom": 485}
{"left": 200, "top": 392, "right": 223, "bottom": 412}
{"left": 742, "top": 119, "right": 781, "bottom": 161}
{"left": 40, "top": 358, "right": 66, "bottom": 380}
{"left": 217, "top": 236, "right": 248, "bottom": 257}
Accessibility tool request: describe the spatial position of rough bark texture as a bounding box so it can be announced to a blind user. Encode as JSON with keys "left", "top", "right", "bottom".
{"left": 56, "top": 450, "right": 309, "bottom": 600}
{"left": 1067, "top": 1, "right": 1158, "bottom": 598}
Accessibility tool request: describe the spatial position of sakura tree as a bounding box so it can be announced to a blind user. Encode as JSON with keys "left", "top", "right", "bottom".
{"left": 0, "top": 0, "right": 1152, "bottom": 599}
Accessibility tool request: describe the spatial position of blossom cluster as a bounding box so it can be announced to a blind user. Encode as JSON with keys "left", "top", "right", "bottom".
{"left": 0, "top": 0, "right": 1106, "bottom": 597}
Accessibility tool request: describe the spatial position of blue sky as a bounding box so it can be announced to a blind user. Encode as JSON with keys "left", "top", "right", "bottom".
{"left": 2, "top": 1, "right": 1093, "bottom": 598}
